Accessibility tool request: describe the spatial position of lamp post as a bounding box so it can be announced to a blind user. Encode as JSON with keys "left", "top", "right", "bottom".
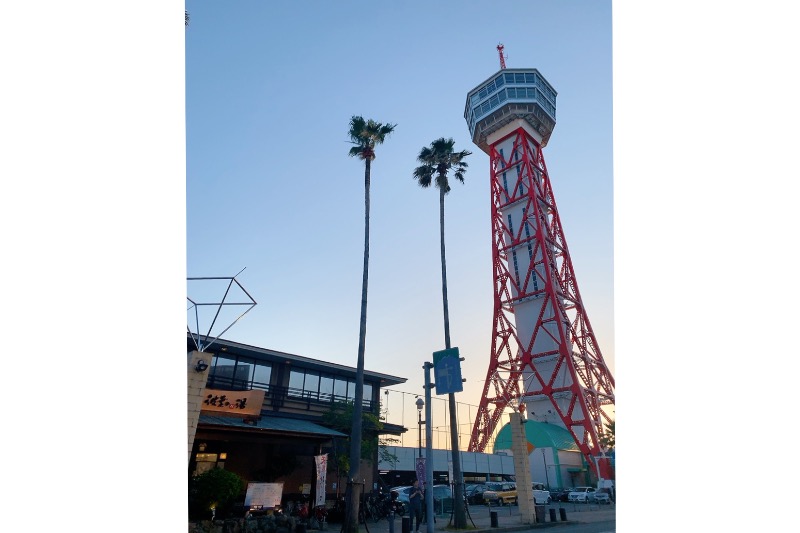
{"left": 416, "top": 397, "right": 424, "bottom": 458}
{"left": 541, "top": 448, "right": 550, "bottom": 490}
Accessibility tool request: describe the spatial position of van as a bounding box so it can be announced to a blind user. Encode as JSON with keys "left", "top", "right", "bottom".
{"left": 482, "top": 482, "right": 517, "bottom": 505}
{"left": 532, "top": 482, "right": 551, "bottom": 504}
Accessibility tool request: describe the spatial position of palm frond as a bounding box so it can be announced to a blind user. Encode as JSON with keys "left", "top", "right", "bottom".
{"left": 347, "top": 115, "right": 396, "bottom": 160}
{"left": 412, "top": 138, "right": 471, "bottom": 194}
{"left": 413, "top": 165, "right": 434, "bottom": 188}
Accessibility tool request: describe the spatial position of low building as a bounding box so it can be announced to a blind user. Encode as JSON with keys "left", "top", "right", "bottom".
{"left": 188, "top": 335, "right": 406, "bottom": 509}
{"left": 492, "top": 420, "right": 591, "bottom": 489}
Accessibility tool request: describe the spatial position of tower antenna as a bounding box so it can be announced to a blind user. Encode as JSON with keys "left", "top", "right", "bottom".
{"left": 497, "top": 43, "right": 507, "bottom": 69}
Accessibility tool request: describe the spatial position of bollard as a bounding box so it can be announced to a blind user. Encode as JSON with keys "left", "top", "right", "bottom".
{"left": 401, "top": 516, "right": 411, "bottom": 533}
{"left": 534, "top": 505, "right": 546, "bottom": 523}
{"left": 549, "top": 508, "right": 557, "bottom": 522}
{"left": 559, "top": 508, "right": 567, "bottom": 521}
{"left": 490, "top": 510, "right": 498, "bottom": 528}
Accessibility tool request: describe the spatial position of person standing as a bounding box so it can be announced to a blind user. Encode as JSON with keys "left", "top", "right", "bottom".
{"left": 409, "top": 480, "right": 424, "bottom": 533}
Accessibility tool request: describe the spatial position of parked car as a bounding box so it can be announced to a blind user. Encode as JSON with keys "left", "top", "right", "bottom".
{"left": 430, "top": 484, "right": 452, "bottom": 505}
{"left": 594, "top": 492, "right": 611, "bottom": 504}
{"left": 483, "top": 482, "right": 517, "bottom": 506}
{"left": 568, "top": 486, "right": 597, "bottom": 503}
{"left": 465, "top": 484, "right": 487, "bottom": 505}
{"left": 595, "top": 488, "right": 613, "bottom": 504}
{"left": 391, "top": 484, "right": 451, "bottom": 507}
{"left": 390, "top": 486, "right": 412, "bottom": 504}
{"left": 532, "top": 482, "right": 551, "bottom": 504}
{"left": 549, "top": 488, "right": 570, "bottom": 502}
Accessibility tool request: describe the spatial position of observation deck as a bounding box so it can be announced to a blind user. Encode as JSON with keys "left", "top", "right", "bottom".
{"left": 464, "top": 68, "right": 557, "bottom": 155}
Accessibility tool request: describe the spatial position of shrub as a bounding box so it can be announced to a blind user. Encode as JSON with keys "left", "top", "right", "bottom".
{"left": 189, "top": 468, "right": 245, "bottom": 520}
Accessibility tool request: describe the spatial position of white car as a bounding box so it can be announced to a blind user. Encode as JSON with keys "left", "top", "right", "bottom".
{"left": 594, "top": 491, "right": 611, "bottom": 504}
{"left": 568, "top": 486, "right": 597, "bottom": 503}
{"left": 389, "top": 486, "right": 412, "bottom": 504}
{"left": 532, "top": 482, "right": 551, "bottom": 504}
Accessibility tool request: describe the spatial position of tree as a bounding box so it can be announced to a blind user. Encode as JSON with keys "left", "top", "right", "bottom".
{"left": 412, "top": 137, "right": 471, "bottom": 528}
{"left": 599, "top": 419, "right": 615, "bottom": 450}
{"left": 345, "top": 115, "right": 396, "bottom": 533}
{"left": 322, "top": 401, "right": 398, "bottom": 482}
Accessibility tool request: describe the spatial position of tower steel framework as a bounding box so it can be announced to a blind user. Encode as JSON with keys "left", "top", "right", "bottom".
{"left": 464, "top": 65, "right": 615, "bottom": 480}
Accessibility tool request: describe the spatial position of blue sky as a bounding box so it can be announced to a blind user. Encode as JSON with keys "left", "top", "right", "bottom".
{"left": 3, "top": 1, "right": 799, "bottom": 529}
{"left": 185, "top": 1, "right": 615, "bottom": 421}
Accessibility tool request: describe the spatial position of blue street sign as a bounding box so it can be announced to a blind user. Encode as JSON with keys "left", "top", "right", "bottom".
{"left": 433, "top": 347, "right": 463, "bottom": 395}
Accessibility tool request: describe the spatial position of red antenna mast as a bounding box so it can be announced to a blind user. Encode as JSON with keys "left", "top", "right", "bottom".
{"left": 497, "top": 43, "right": 507, "bottom": 69}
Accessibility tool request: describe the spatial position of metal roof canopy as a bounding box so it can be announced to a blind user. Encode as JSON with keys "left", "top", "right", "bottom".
{"left": 199, "top": 414, "right": 347, "bottom": 438}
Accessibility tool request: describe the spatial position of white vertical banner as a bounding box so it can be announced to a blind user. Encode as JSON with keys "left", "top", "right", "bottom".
{"left": 315, "top": 454, "right": 328, "bottom": 507}
{"left": 448, "top": 460, "right": 454, "bottom": 487}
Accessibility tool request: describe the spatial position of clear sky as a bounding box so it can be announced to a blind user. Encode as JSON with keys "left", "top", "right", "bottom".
{"left": 185, "top": 0, "right": 615, "bottom": 424}
{"left": 3, "top": 1, "right": 799, "bottom": 531}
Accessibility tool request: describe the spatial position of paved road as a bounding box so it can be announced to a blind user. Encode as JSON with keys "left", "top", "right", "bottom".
{"left": 339, "top": 503, "right": 615, "bottom": 533}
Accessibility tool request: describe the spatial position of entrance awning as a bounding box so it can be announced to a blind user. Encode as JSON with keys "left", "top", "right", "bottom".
{"left": 199, "top": 414, "right": 347, "bottom": 438}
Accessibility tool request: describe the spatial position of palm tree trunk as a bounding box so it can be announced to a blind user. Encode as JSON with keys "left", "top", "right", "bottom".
{"left": 346, "top": 158, "right": 370, "bottom": 533}
{"left": 439, "top": 188, "right": 451, "bottom": 349}
{"left": 438, "top": 186, "right": 466, "bottom": 528}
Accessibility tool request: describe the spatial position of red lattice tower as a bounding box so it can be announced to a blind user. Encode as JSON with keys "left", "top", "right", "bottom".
{"left": 464, "top": 65, "right": 615, "bottom": 480}
{"left": 497, "top": 43, "right": 507, "bottom": 69}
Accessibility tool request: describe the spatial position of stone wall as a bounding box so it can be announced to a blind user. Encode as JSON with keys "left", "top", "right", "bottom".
{"left": 190, "top": 515, "right": 327, "bottom": 533}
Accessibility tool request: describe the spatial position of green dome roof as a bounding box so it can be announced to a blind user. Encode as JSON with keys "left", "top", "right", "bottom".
{"left": 493, "top": 420, "right": 579, "bottom": 452}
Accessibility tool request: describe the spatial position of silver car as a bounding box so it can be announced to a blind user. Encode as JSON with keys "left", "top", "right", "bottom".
{"left": 594, "top": 492, "right": 610, "bottom": 504}
{"left": 567, "top": 486, "right": 597, "bottom": 503}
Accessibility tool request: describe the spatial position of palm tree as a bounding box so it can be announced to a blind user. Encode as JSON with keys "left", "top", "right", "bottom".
{"left": 412, "top": 137, "right": 471, "bottom": 528}
{"left": 344, "top": 115, "right": 396, "bottom": 533}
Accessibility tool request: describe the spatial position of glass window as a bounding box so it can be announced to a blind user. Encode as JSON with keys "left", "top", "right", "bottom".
{"left": 495, "top": 75, "right": 504, "bottom": 88}
{"left": 515, "top": 73, "right": 525, "bottom": 83}
{"left": 334, "top": 378, "right": 348, "bottom": 400}
{"left": 234, "top": 359, "right": 255, "bottom": 388}
{"left": 288, "top": 369, "right": 305, "bottom": 396}
{"left": 525, "top": 73, "right": 535, "bottom": 84}
{"left": 320, "top": 376, "right": 334, "bottom": 401}
{"left": 210, "top": 355, "right": 237, "bottom": 388}
{"left": 305, "top": 372, "right": 320, "bottom": 398}
{"left": 252, "top": 363, "right": 272, "bottom": 390}
{"left": 346, "top": 380, "right": 355, "bottom": 400}
{"left": 363, "top": 383, "right": 373, "bottom": 403}
{"left": 505, "top": 73, "right": 514, "bottom": 83}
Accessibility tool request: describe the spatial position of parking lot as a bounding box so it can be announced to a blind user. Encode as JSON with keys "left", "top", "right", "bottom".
{"left": 366, "top": 502, "right": 615, "bottom": 533}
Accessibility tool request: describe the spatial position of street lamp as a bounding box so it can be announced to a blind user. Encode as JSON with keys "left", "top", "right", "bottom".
{"left": 541, "top": 448, "right": 551, "bottom": 490}
{"left": 415, "top": 397, "right": 424, "bottom": 458}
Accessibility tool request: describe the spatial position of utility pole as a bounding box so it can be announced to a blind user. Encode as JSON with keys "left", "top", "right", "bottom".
{"left": 424, "top": 363, "right": 435, "bottom": 533}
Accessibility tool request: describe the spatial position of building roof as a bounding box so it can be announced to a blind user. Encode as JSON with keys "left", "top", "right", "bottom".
{"left": 493, "top": 420, "right": 580, "bottom": 452}
{"left": 199, "top": 414, "right": 347, "bottom": 438}
{"left": 188, "top": 334, "right": 407, "bottom": 387}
